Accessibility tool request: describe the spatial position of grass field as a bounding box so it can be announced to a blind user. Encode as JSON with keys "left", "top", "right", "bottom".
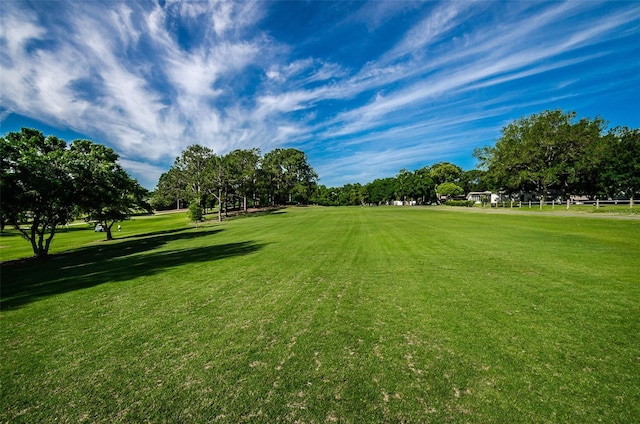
{"left": 1, "top": 207, "right": 639, "bottom": 423}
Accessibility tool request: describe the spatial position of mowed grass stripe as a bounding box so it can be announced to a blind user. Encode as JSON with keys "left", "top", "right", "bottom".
{"left": 1, "top": 207, "right": 638, "bottom": 423}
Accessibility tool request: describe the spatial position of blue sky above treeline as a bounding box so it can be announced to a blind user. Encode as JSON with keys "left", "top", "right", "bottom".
{"left": 1, "top": 0, "right": 639, "bottom": 189}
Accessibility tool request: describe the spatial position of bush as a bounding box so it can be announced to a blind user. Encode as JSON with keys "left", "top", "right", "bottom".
{"left": 444, "top": 200, "right": 474, "bottom": 207}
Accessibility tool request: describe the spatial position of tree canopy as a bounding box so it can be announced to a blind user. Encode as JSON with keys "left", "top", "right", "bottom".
{"left": 69, "top": 139, "right": 151, "bottom": 240}
{"left": 1, "top": 128, "right": 149, "bottom": 257}
{"left": 1, "top": 129, "right": 75, "bottom": 257}
{"left": 153, "top": 146, "right": 318, "bottom": 220}
{"left": 474, "top": 110, "right": 637, "bottom": 202}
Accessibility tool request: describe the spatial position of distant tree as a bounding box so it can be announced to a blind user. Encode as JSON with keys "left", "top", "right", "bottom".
{"left": 429, "top": 162, "right": 462, "bottom": 186}
{"left": 0, "top": 128, "right": 75, "bottom": 257}
{"left": 437, "top": 182, "right": 464, "bottom": 198}
{"left": 262, "top": 148, "right": 317, "bottom": 205}
{"left": 336, "top": 183, "right": 366, "bottom": 206}
{"left": 395, "top": 168, "right": 416, "bottom": 202}
{"left": 69, "top": 139, "right": 150, "bottom": 241}
{"left": 365, "top": 177, "right": 397, "bottom": 205}
{"left": 412, "top": 166, "right": 436, "bottom": 204}
{"left": 174, "top": 145, "right": 214, "bottom": 215}
{"left": 206, "top": 153, "right": 230, "bottom": 222}
{"left": 153, "top": 167, "right": 187, "bottom": 210}
{"left": 475, "top": 110, "right": 606, "bottom": 202}
{"left": 600, "top": 127, "right": 640, "bottom": 205}
{"left": 430, "top": 162, "right": 462, "bottom": 203}
{"left": 459, "top": 169, "right": 488, "bottom": 194}
{"left": 226, "top": 148, "right": 261, "bottom": 212}
{"left": 311, "top": 184, "right": 335, "bottom": 206}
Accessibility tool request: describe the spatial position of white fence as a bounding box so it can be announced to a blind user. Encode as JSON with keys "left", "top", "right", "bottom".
{"left": 490, "top": 199, "right": 635, "bottom": 209}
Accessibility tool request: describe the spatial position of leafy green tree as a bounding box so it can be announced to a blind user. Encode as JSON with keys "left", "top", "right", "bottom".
{"left": 365, "top": 177, "right": 397, "bottom": 204}
{"left": 206, "top": 153, "right": 231, "bottom": 222}
{"left": 311, "top": 184, "right": 338, "bottom": 206}
{"left": 336, "top": 183, "right": 366, "bottom": 206}
{"left": 0, "top": 128, "right": 75, "bottom": 257}
{"left": 226, "top": 148, "right": 261, "bottom": 212}
{"left": 412, "top": 166, "right": 436, "bottom": 204}
{"left": 600, "top": 127, "right": 640, "bottom": 205}
{"left": 437, "top": 182, "right": 464, "bottom": 198}
{"left": 174, "top": 145, "right": 214, "bottom": 215}
{"left": 429, "top": 162, "right": 462, "bottom": 186}
{"left": 262, "top": 148, "right": 317, "bottom": 205}
{"left": 459, "top": 169, "right": 488, "bottom": 193}
{"left": 395, "top": 168, "right": 415, "bottom": 202}
{"left": 152, "top": 167, "right": 187, "bottom": 210}
{"left": 188, "top": 201, "right": 204, "bottom": 222}
{"left": 0, "top": 129, "right": 148, "bottom": 254}
{"left": 475, "top": 110, "right": 606, "bottom": 201}
{"left": 69, "top": 140, "right": 150, "bottom": 241}
{"left": 430, "top": 162, "right": 462, "bottom": 203}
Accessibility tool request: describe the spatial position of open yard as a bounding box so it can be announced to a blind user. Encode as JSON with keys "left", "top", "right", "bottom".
{"left": 1, "top": 207, "right": 639, "bottom": 423}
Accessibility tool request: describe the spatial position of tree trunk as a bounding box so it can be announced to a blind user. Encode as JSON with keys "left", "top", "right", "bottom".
{"left": 218, "top": 188, "right": 223, "bottom": 222}
{"left": 105, "top": 222, "right": 114, "bottom": 240}
{"left": 43, "top": 228, "right": 56, "bottom": 256}
{"left": 30, "top": 226, "right": 39, "bottom": 257}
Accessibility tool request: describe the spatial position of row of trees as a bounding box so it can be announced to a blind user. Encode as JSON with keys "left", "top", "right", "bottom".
{"left": 313, "top": 110, "right": 638, "bottom": 207}
{"left": 1, "top": 128, "right": 150, "bottom": 257}
{"left": 310, "top": 162, "right": 488, "bottom": 206}
{"left": 474, "top": 110, "right": 639, "bottom": 204}
{"left": 152, "top": 146, "right": 318, "bottom": 220}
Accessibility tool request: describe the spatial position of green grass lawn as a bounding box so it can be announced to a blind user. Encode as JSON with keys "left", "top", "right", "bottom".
{"left": 1, "top": 207, "right": 639, "bottom": 423}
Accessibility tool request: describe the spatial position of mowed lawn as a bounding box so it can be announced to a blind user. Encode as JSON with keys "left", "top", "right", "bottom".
{"left": 1, "top": 207, "right": 639, "bottom": 423}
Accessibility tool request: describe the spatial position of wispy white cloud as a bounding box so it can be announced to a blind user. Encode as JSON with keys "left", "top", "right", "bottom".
{"left": 1, "top": 0, "right": 638, "bottom": 189}
{"left": 380, "top": 1, "right": 471, "bottom": 64}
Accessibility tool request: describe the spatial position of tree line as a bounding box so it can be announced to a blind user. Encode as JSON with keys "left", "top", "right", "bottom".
{"left": 310, "top": 163, "right": 487, "bottom": 206}
{"left": 313, "top": 110, "right": 638, "bottom": 207}
{"left": 151, "top": 145, "right": 318, "bottom": 221}
{"left": 153, "top": 146, "right": 487, "bottom": 211}
{"left": 1, "top": 128, "right": 150, "bottom": 257}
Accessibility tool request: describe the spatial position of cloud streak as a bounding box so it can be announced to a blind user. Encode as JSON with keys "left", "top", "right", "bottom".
{"left": 1, "top": 0, "right": 638, "bottom": 188}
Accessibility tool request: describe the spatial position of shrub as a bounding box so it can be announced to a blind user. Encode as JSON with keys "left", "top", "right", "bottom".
{"left": 188, "top": 202, "right": 204, "bottom": 221}
{"left": 444, "top": 200, "right": 474, "bottom": 207}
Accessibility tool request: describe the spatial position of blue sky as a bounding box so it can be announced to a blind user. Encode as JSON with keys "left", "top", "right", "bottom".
{"left": 1, "top": 1, "right": 639, "bottom": 189}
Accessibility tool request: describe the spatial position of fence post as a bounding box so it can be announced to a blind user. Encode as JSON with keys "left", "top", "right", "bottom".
{"left": 540, "top": 199, "right": 543, "bottom": 210}
{"left": 596, "top": 198, "right": 599, "bottom": 209}
{"left": 552, "top": 200, "right": 555, "bottom": 210}
{"left": 567, "top": 199, "right": 570, "bottom": 210}
{"left": 529, "top": 200, "right": 531, "bottom": 209}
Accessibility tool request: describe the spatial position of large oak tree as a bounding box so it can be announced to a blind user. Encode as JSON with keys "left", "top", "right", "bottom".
{"left": 1, "top": 129, "right": 75, "bottom": 257}
{"left": 475, "top": 110, "right": 607, "bottom": 201}
{"left": 1, "top": 128, "right": 148, "bottom": 256}
{"left": 69, "top": 139, "right": 150, "bottom": 240}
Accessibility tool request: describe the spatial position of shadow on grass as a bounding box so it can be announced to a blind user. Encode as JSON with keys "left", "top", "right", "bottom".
{"left": 1, "top": 227, "right": 264, "bottom": 310}
{"left": 223, "top": 207, "right": 288, "bottom": 221}
{"left": 0, "top": 231, "right": 22, "bottom": 238}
